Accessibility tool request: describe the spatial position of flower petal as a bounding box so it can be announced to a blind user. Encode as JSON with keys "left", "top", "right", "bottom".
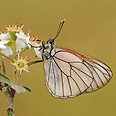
{"left": 0, "top": 40, "right": 9, "bottom": 50}
{"left": 0, "top": 32, "right": 10, "bottom": 41}
{"left": 16, "top": 39, "right": 26, "bottom": 52}
{"left": 16, "top": 31, "right": 30, "bottom": 49}
{"left": 16, "top": 31, "right": 27, "bottom": 40}
{"left": 34, "top": 48, "right": 42, "bottom": 58}
{"left": 1, "top": 46, "right": 13, "bottom": 56}
{"left": 0, "top": 44, "right": 6, "bottom": 50}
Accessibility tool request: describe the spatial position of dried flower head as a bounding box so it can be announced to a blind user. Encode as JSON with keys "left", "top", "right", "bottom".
{"left": 6, "top": 22, "right": 24, "bottom": 31}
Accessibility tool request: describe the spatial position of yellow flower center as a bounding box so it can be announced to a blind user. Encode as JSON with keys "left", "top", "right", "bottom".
{"left": 17, "top": 61, "right": 25, "bottom": 68}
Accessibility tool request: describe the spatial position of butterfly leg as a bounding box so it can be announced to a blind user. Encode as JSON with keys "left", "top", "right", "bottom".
{"left": 28, "top": 60, "right": 44, "bottom": 66}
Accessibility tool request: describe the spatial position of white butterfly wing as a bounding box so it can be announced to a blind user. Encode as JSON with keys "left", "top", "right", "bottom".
{"left": 84, "top": 59, "right": 112, "bottom": 93}
{"left": 43, "top": 46, "right": 112, "bottom": 98}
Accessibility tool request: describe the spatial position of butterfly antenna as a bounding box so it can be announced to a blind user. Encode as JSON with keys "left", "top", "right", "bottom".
{"left": 54, "top": 19, "right": 65, "bottom": 40}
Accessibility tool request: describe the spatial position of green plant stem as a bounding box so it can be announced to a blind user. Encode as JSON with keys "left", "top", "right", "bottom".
{"left": 20, "top": 46, "right": 29, "bottom": 53}
{"left": 0, "top": 53, "right": 14, "bottom": 62}
{"left": 15, "top": 46, "right": 29, "bottom": 58}
{"left": 13, "top": 41, "right": 16, "bottom": 60}
{"left": 13, "top": 40, "right": 17, "bottom": 84}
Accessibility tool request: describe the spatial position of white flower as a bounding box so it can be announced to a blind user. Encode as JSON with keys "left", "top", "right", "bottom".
{"left": 34, "top": 43, "right": 42, "bottom": 58}
{"left": 11, "top": 52, "right": 29, "bottom": 74}
{"left": 1, "top": 46, "right": 13, "bottom": 56}
{"left": 16, "top": 31, "right": 31, "bottom": 49}
{"left": 16, "top": 39, "right": 25, "bottom": 52}
{"left": 15, "top": 31, "right": 42, "bottom": 54}
{"left": 16, "top": 31, "right": 42, "bottom": 58}
{"left": 0, "top": 32, "right": 10, "bottom": 41}
{"left": 0, "top": 32, "right": 13, "bottom": 56}
{"left": 0, "top": 31, "right": 27, "bottom": 55}
{"left": 0, "top": 40, "right": 9, "bottom": 50}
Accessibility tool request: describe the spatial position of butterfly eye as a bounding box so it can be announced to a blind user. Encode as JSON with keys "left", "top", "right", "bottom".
{"left": 50, "top": 39, "right": 54, "bottom": 44}
{"left": 47, "top": 39, "right": 54, "bottom": 44}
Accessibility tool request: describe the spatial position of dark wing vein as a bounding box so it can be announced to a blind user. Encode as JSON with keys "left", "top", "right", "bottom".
{"left": 86, "top": 60, "right": 110, "bottom": 84}
{"left": 66, "top": 76, "right": 72, "bottom": 96}
{"left": 91, "top": 60, "right": 112, "bottom": 77}
{"left": 69, "top": 68, "right": 82, "bottom": 94}
{"left": 71, "top": 67, "right": 89, "bottom": 89}
{"left": 84, "top": 61, "right": 102, "bottom": 87}
{"left": 52, "top": 57, "right": 72, "bottom": 96}
{"left": 46, "top": 58, "right": 53, "bottom": 94}
{"left": 44, "top": 47, "right": 112, "bottom": 98}
{"left": 52, "top": 60, "right": 56, "bottom": 95}
{"left": 93, "top": 64, "right": 111, "bottom": 82}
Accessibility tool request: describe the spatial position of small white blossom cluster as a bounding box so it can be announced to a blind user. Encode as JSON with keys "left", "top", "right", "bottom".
{"left": 0, "top": 23, "right": 41, "bottom": 58}
{"left": 16, "top": 31, "right": 42, "bottom": 58}
{"left": 0, "top": 30, "right": 39, "bottom": 56}
{"left": 0, "top": 32, "right": 13, "bottom": 56}
{"left": 0, "top": 23, "right": 42, "bottom": 74}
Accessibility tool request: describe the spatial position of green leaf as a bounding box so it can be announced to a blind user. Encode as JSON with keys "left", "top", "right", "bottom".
{"left": 0, "top": 73, "right": 11, "bottom": 85}
{"left": 11, "top": 84, "right": 26, "bottom": 93}
{"left": 7, "top": 108, "right": 14, "bottom": 116}
{"left": 21, "top": 85, "right": 31, "bottom": 92}
{"left": 0, "top": 73, "right": 10, "bottom": 81}
{"left": 10, "top": 84, "right": 31, "bottom": 93}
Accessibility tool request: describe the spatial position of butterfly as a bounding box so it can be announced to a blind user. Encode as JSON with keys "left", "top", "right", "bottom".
{"left": 30, "top": 19, "right": 113, "bottom": 98}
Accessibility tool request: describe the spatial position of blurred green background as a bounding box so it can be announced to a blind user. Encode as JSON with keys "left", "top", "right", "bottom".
{"left": 0, "top": 0, "right": 116, "bottom": 116}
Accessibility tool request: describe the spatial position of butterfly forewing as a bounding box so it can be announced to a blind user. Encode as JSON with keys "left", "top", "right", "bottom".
{"left": 43, "top": 46, "right": 112, "bottom": 98}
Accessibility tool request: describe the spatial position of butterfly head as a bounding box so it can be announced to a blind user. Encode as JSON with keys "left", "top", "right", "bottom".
{"left": 32, "top": 19, "right": 65, "bottom": 60}
{"left": 47, "top": 38, "right": 54, "bottom": 44}
{"left": 41, "top": 38, "right": 55, "bottom": 60}
{"left": 41, "top": 38, "right": 55, "bottom": 50}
